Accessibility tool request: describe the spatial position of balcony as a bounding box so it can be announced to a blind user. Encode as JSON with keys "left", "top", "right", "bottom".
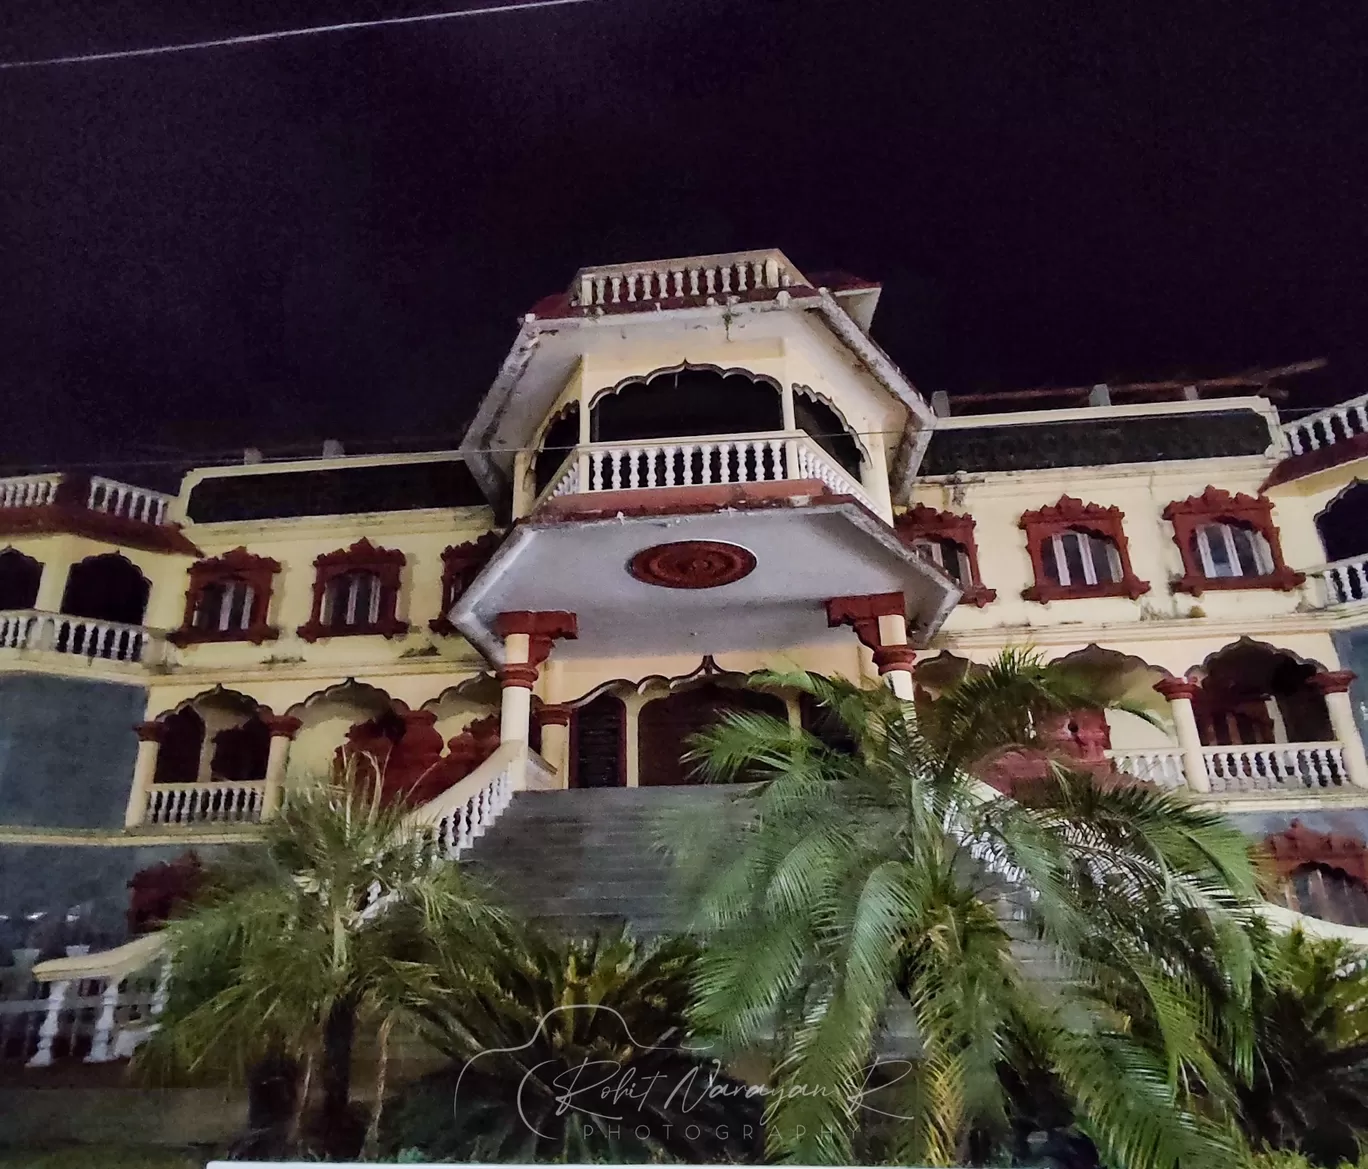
{"left": 1312, "top": 553, "right": 1368, "bottom": 607}
{"left": 1108, "top": 742, "right": 1355, "bottom": 798}
{"left": 1283, "top": 392, "right": 1368, "bottom": 456}
{"left": 0, "top": 472, "right": 194, "bottom": 555}
{"left": 531, "top": 430, "right": 879, "bottom": 515}
{"left": 0, "top": 610, "right": 162, "bottom": 668}
{"left": 141, "top": 780, "right": 267, "bottom": 826}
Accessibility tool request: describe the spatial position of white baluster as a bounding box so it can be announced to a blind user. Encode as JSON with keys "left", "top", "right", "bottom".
{"left": 688, "top": 268, "right": 700, "bottom": 296}
{"left": 720, "top": 266, "right": 732, "bottom": 294}
{"left": 735, "top": 264, "right": 747, "bottom": 292}
{"left": 609, "top": 275, "right": 622, "bottom": 304}
{"left": 626, "top": 272, "right": 639, "bottom": 302}
{"left": 86, "top": 977, "right": 122, "bottom": 1063}
{"left": 752, "top": 260, "right": 764, "bottom": 288}
{"left": 704, "top": 267, "right": 717, "bottom": 295}
{"left": 27, "top": 979, "right": 71, "bottom": 1067}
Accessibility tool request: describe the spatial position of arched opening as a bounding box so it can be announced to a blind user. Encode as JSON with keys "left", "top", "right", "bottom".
{"left": 1283, "top": 864, "right": 1368, "bottom": 927}
{"left": 0, "top": 549, "right": 42, "bottom": 610}
{"left": 533, "top": 403, "right": 581, "bottom": 495}
{"left": 210, "top": 714, "right": 272, "bottom": 783}
{"left": 590, "top": 365, "right": 783, "bottom": 444}
{"left": 1193, "top": 642, "right": 1332, "bottom": 746}
{"left": 1316, "top": 481, "right": 1368, "bottom": 563}
{"left": 793, "top": 389, "right": 862, "bottom": 478}
{"left": 571, "top": 692, "right": 626, "bottom": 788}
{"left": 60, "top": 554, "right": 150, "bottom": 625}
{"left": 153, "top": 707, "right": 206, "bottom": 784}
{"left": 638, "top": 682, "right": 787, "bottom": 786}
{"left": 1042, "top": 528, "right": 1124, "bottom": 588}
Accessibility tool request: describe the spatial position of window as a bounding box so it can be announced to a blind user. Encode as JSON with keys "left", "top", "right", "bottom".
{"left": 171, "top": 547, "right": 280, "bottom": 646}
{"left": 1164, "top": 486, "right": 1304, "bottom": 594}
{"left": 894, "top": 504, "right": 996, "bottom": 606}
{"left": 1193, "top": 521, "right": 1274, "bottom": 579}
{"left": 1043, "top": 529, "right": 1123, "bottom": 588}
{"left": 322, "top": 570, "right": 383, "bottom": 631}
{"left": 1019, "top": 496, "right": 1149, "bottom": 602}
{"left": 430, "top": 532, "right": 501, "bottom": 635}
{"left": 1285, "top": 865, "right": 1368, "bottom": 927}
{"left": 297, "top": 538, "right": 408, "bottom": 641}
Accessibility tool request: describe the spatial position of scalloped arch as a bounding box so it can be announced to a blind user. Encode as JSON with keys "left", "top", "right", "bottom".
{"left": 793, "top": 382, "right": 870, "bottom": 460}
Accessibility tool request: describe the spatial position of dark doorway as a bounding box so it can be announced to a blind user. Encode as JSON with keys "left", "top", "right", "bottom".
{"left": 591, "top": 367, "right": 782, "bottom": 443}
{"left": 0, "top": 549, "right": 42, "bottom": 610}
{"left": 154, "top": 707, "right": 206, "bottom": 784}
{"left": 60, "top": 554, "right": 150, "bottom": 624}
{"left": 638, "top": 684, "right": 787, "bottom": 786}
{"left": 211, "top": 714, "right": 272, "bottom": 782}
{"left": 533, "top": 403, "right": 581, "bottom": 496}
{"left": 793, "top": 391, "right": 863, "bottom": 478}
{"left": 1195, "top": 642, "right": 1333, "bottom": 745}
{"left": 571, "top": 693, "right": 626, "bottom": 788}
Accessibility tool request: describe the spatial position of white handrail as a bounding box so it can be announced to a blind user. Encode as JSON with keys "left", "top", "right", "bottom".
{"left": 87, "top": 476, "right": 175, "bottom": 524}
{"left": 1284, "top": 392, "right": 1368, "bottom": 455}
{"left": 0, "top": 609, "right": 154, "bottom": 663}
{"left": 1202, "top": 741, "right": 1348, "bottom": 793}
{"left": 408, "top": 741, "right": 520, "bottom": 859}
{"left": 0, "top": 474, "right": 62, "bottom": 508}
{"left": 1105, "top": 748, "right": 1187, "bottom": 789}
{"left": 574, "top": 250, "right": 794, "bottom": 308}
{"left": 1314, "top": 553, "right": 1368, "bottom": 606}
{"left": 144, "top": 780, "right": 267, "bottom": 825}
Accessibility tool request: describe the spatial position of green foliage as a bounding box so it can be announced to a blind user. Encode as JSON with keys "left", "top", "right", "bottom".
{"left": 1230, "top": 929, "right": 1368, "bottom": 1165}
{"left": 391, "top": 922, "right": 761, "bottom": 1163}
{"left": 672, "top": 653, "right": 1265, "bottom": 1169}
{"left": 134, "top": 765, "right": 500, "bottom": 1157}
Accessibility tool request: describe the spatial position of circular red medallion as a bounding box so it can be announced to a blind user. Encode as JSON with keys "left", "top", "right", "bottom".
{"left": 628, "top": 541, "right": 757, "bottom": 589}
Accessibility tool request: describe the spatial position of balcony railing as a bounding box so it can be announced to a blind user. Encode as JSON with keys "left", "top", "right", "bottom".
{"left": 573, "top": 250, "right": 795, "bottom": 310}
{"left": 1314, "top": 553, "right": 1368, "bottom": 606}
{"left": 1109, "top": 742, "right": 1351, "bottom": 796}
{"left": 143, "top": 781, "right": 267, "bottom": 826}
{"left": 535, "top": 430, "right": 877, "bottom": 514}
{"left": 1284, "top": 392, "right": 1368, "bottom": 456}
{"left": 0, "top": 472, "right": 175, "bottom": 525}
{"left": 0, "top": 610, "right": 157, "bottom": 665}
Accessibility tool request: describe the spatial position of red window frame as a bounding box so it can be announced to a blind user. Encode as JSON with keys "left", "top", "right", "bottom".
{"left": 297, "top": 538, "right": 409, "bottom": 641}
{"left": 894, "top": 504, "right": 996, "bottom": 607}
{"left": 429, "top": 531, "right": 501, "bottom": 635}
{"left": 1019, "top": 496, "right": 1150, "bottom": 602}
{"left": 1162, "top": 486, "right": 1305, "bottom": 594}
{"left": 170, "top": 547, "right": 280, "bottom": 646}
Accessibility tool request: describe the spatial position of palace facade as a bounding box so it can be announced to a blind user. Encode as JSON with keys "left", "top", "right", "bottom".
{"left": 2, "top": 249, "right": 1368, "bottom": 1065}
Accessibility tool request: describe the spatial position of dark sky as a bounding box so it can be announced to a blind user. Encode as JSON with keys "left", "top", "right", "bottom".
{"left": 3, "top": 0, "right": 1366, "bottom": 484}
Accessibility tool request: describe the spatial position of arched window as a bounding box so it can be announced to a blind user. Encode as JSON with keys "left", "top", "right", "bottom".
{"left": 1191, "top": 520, "right": 1275, "bottom": 579}
{"left": 1285, "top": 864, "right": 1368, "bottom": 927}
{"left": 297, "top": 539, "right": 408, "bottom": 641}
{"left": 533, "top": 404, "right": 581, "bottom": 496}
{"left": 153, "top": 707, "right": 205, "bottom": 784}
{"left": 210, "top": 715, "right": 272, "bottom": 782}
{"left": 912, "top": 536, "right": 973, "bottom": 589}
{"left": 1043, "top": 528, "right": 1123, "bottom": 588}
{"left": 590, "top": 365, "right": 782, "bottom": 444}
{"left": 793, "top": 388, "right": 862, "bottom": 478}
{"left": 1020, "top": 497, "right": 1149, "bottom": 602}
{"left": 894, "top": 504, "right": 996, "bottom": 606}
{"left": 172, "top": 548, "right": 280, "bottom": 645}
{"left": 0, "top": 549, "right": 42, "bottom": 610}
{"left": 1164, "top": 487, "right": 1303, "bottom": 594}
{"left": 60, "top": 553, "right": 150, "bottom": 625}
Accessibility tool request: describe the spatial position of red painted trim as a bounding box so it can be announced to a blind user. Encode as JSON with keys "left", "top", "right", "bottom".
{"left": 430, "top": 531, "right": 502, "bottom": 635}
{"left": 1019, "top": 496, "right": 1150, "bottom": 602}
{"left": 1153, "top": 677, "right": 1201, "bottom": 702}
{"left": 1265, "top": 820, "right": 1368, "bottom": 883}
{"left": 534, "top": 703, "right": 573, "bottom": 727}
{"left": 170, "top": 547, "right": 282, "bottom": 646}
{"left": 1162, "top": 486, "right": 1305, "bottom": 595}
{"left": 540, "top": 478, "right": 836, "bottom": 517}
{"left": 296, "top": 538, "right": 409, "bottom": 642}
{"left": 873, "top": 646, "right": 917, "bottom": 674}
{"left": 894, "top": 504, "right": 997, "bottom": 607}
{"left": 1310, "top": 670, "right": 1357, "bottom": 696}
{"left": 628, "top": 540, "right": 757, "bottom": 589}
{"left": 0, "top": 506, "right": 200, "bottom": 556}
{"left": 826, "top": 592, "right": 905, "bottom": 651}
{"left": 261, "top": 713, "right": 302, "bottom": 739}
{"left": 499, "top": 663, "right": 541, "bottom": 689}
{"left": 133, "top": 721, "right": 166, "bottom": 743}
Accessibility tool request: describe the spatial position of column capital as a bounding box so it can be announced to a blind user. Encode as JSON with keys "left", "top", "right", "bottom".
{"left": 499, "top": 663, "right": 542, "bottom": 689}
{"left": 872, "top": 646, "right": 918, "bottom": 675}
{"left": 1310, "top": 670, "right": 1357, "bottom": 696}
{"left": 825, "top": 593, "right": 905, "bottom": 651}
{"left": 1154, "top": 676, "right": 1201, "bottom": 702}
{"left": 261, "top": 713, "right": 303, "bottom": 739}
{"left": 534, "top": 703, "right": 573, "bottom": 727}
{"left": 133, "top": 721, "right": 166, "bottom": 743}
{"left": 496, "top": 610, "right": 578, "bottom": 670}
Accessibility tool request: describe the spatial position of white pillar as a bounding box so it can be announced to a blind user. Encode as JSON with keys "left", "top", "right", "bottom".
{"left": 124, "top": 725, "right": 163, "bottom": 828}
{"left": 1155, "top": 680, "right": 1210, "bottom": 794}
{"left": 499, "top": 632, "right": 532, "bottom": 745}
{"left": 875, "top": 613, "right": 916, "bottom": 701}
{"left": 86, "top": 977, "right": 122, "bottom": 1063}
{"left": 27, "top": 979, "right": 71, "bottom": 1067}
{"left": 781, "top": 382, "right": 797, "bottom": 432}
{"left": 32, "top": 542, "right": 72, "bottom": 612}
{"left": 863, "top": 428, "right": 897, "bottom": 525}
{"left": 624, "top": 692, "right": 646, "bottom": 788}
{"left": 262, "top": 716, "right": 300, "bottom": 817}
{"left": 1314, "top": 673, "right": 1368, "bottom": 789}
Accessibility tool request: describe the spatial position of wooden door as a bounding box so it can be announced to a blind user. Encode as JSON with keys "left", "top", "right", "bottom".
{"left": 638, "top": 684, "right": 786, "bottom": 786}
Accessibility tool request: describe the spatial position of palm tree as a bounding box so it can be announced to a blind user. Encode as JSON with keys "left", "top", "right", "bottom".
{"left": 1232, "top": 929, "right": 1368, "bottom": 1165}
{"left": 392, "top": 922, "right": 760, "bottom": 1163}
{"left": 135, "top": 763, "right": 498, "bottom": 1159}
{"left": 672, "top": 651, "right": 1266, "bottom": 1169}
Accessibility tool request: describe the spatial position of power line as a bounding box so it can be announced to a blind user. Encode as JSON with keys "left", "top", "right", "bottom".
{"left": 0, "top": 0, "right": 598, "bottom": 70}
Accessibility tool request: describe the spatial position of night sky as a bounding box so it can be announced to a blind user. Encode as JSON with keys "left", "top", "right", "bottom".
{"left": 3, "top": 0, "right": 1366, "bottom": 485}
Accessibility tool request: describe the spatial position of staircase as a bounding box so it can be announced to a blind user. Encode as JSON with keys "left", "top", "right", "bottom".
{"left": 462, "top": 785, "right": 750, "bottom": 936}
